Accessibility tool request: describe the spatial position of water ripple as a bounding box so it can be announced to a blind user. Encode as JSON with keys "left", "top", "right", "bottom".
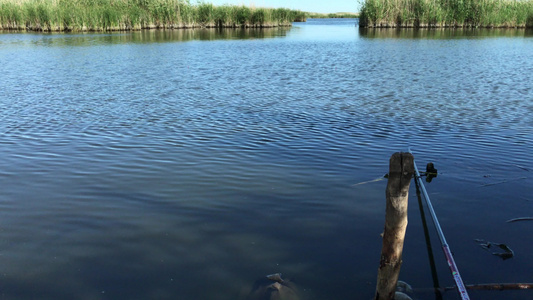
{"left": 1, "top": 21, "right": 532, "bottom": 300}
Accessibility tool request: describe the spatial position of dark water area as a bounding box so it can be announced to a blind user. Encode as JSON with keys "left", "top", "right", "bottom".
{"left": 0, "top": 19, "right": 532, "bottom": 299}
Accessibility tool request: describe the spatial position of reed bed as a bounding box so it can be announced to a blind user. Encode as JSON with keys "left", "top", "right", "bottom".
{"left": 359, "top": 0, "right": 533, "bottom": 28}
{"left": 308, "top": 12, "right": 360, "bottom": 19}
{"left": 0, "top": 0, "right": 307, "bottom": 31}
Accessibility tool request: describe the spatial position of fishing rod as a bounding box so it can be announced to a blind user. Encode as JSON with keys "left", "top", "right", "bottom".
{"left": 408, "top": 148, "right": 471, "bottom": 300}
{"left": 414, "top": 181, "right": 443, "bottom": 300}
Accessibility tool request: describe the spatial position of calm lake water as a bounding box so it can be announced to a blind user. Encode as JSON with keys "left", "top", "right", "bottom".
{"left": 1, "top": 19, "right": 532, "bottom": 300}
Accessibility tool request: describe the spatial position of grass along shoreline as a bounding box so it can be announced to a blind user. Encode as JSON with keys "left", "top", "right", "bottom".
{"left": 359, "top": 0, "right": 533, "bottom": 28}
{"left": 0, "top": 0, "right": 307, "bottom": 32}
{"left": 307, "top": 12, "right": 360, "bottom": 19}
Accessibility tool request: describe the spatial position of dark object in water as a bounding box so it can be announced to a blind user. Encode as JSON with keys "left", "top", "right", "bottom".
{"left": 474, "top": 239, "right": 514, "bottom": 260}
{"left": 435, "top": 282, "right": 533, "bottom": 293}
{"left": 426, "top": 162, "right": 437, "bottom": 174}
{"left": 246, "top": 273, "right": 300, "bottom": 300}
{"left": 461, "top": 282, "right": 533, "bottom": 291}
{"left": 395, "top": 281, "right": 414, "bottom": 300}
{"left": 425, "top": 162, "right": 438, "bottom": 182}
{"left": 412, "top": 162, "right": 438, "bottom": 182}
{"left": 266, "top": 273, "right": 284, "bottom": 283}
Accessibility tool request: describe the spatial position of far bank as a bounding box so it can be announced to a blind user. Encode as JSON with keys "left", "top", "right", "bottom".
{"left": 359, "top": 0, "right": 533, "bottom": 28}
{"left": 0, "top": 0, "right": 307, "bottom": 32}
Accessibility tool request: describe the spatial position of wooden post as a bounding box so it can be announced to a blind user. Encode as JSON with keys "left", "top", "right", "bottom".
{"left": 375, "top": 152, "right": 414, "bottom": 300}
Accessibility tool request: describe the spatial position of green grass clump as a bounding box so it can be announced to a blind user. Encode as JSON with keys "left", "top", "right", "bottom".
{"left": 359, "top": 0, "right": 533, "bottom": 28}
{"left": 0, "top": 0, "right": 306, "bottom": 31}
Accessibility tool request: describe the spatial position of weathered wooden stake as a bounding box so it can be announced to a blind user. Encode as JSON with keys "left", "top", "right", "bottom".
{"left": 375, "top": 152, "right": 414, "bottom": 300}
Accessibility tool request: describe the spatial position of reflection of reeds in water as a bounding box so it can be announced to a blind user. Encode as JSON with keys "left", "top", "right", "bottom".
{"left": 34, "top": 27, "right": 291, "bottom": 47}
{"left": 359, "top": 0, "right": 533, "bottom": 28}
{"left": 0, "top": 0, "right": 307, "bottom": 31}
{"left": 359, "top": 27, "right": 533, "bottom": 38}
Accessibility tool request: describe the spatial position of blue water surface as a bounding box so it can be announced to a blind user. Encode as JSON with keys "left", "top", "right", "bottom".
{"left": 0, "top": 19, "right": 532, "bottom": 299}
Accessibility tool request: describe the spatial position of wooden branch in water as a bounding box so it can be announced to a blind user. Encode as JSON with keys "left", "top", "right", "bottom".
{"left": 506, "top": 217, "right": 533, "bottom": 223}
{"left": 415, "top": 283, "right": 533, "bottom": 293}
{"left": 464, "top": 283, "right": 533, "bottom": 290}
{"left": 445, "top": 283, "right": 533, "bottom": 291}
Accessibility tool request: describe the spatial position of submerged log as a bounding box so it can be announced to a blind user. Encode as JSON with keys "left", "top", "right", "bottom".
{"left": 247, "top": 273, "right": 300, "bottom": 300}
{"left": 375, "top": 152, "right": 414, "bottom": 300}
{"left": 413, "top": 282, "right": 533, "bottom": 293}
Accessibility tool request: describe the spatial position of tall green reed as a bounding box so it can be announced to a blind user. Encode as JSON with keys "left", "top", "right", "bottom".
{"left": 359, "top": 0, "right": 533, "bottom": 28}
{"left": 0, "top": 0, "right": 306, "bottom": 31}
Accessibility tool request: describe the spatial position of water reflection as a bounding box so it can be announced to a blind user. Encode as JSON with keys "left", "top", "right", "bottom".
{"left": 0, "top": 27, "right": 291, "bottom": 47}
{"left": 359, "top": 27, "right": 533, "bottom": 39}
{"left": 130, "top": 28, "right": 291, "bottom": 42}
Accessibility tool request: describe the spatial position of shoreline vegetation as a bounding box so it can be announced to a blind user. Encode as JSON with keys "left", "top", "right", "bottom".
{"left": 359, "top": 0, "right": 533, "bottom": 28}
{"left": 0, "top": 0, "right": 307, "bottom": 32}
{"left": 308, "top": 12, "right": 360, "bottom": 19}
